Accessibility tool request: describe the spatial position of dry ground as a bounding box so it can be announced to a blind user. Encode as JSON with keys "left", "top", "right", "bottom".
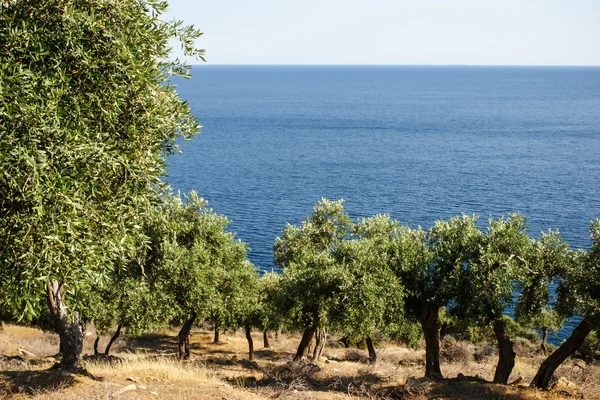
{"left": 0, "top": 323, "right": 598, "bottom": 399}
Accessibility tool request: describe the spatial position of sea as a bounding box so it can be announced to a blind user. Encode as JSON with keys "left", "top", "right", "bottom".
{"left": 166, "top": 65, "right": 600, "bottom": 342}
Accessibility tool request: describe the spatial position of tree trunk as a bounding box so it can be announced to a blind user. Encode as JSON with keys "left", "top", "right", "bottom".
{"left": 263, "top": 331, "right": 271, "bottom": 348}
{"left": 245, "top": 325, "right": 254, "bottom": 360}
{"left": 531, "top": 318, "right": 594, "bottom": 389}
{"left": 312, "top": 329, "right": 327, "bottom": 362}
{"left": 294, "top": 326, "right": 317, "bottom": 361}
{"left": 366, "top": 336, "right": 377, "bottom": 363}
{"left": 93, "top": 336, "right": 100, "bottom": 356}
{"left": 541, "top": 327, "right": 548, "bottom": 355}
{"left": 104, "top": 324, "right": 122, "bottom": 356}
{"left": 213, "top": 324, "right": 220, "bottom": 343}
{"left": 46, "top": 280, "right": 84, "bottom": 371}
{"left": 177, "top": 312, "right": 197, "bottom": 360}
{"left": 419, "top": 308, "right": 443, "bottom": 379}
{"left": 493, "top": 319, "right": 516, "bottom": 384}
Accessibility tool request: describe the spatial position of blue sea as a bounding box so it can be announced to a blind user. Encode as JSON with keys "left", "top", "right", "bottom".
{"left": 166, "top": 65, "right": 600, "bottom": 341}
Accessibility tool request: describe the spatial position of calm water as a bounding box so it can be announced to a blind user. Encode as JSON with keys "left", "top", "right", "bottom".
{"left": 166, "top": 65, "right": 600, "bottom": 341}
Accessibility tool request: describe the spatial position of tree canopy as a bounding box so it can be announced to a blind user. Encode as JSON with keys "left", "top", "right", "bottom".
{"left": 0, "top": 0, "right": 203, "bottom": 369}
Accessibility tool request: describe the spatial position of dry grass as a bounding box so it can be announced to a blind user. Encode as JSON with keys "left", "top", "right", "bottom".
{"left": 0, "top": 325, "right": 59, "bottom": 359}
{"left": 1, "top": 324, "right": 597, "bottom": 399}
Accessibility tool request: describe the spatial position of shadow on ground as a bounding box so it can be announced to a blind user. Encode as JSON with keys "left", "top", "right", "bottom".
{"left": 0, "top": 369, "right": 77, "bottom": 396}
{"left": 228, "top": 361, "right": 387, "bottom": 396}
{"left": 227, "top": 363, "right": 543, "bottom": 400}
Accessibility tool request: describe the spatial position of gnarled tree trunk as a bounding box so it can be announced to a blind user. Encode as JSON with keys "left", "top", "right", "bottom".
{"left": 531, "top": 318, "right": 594, "bottom": 389}
{"left": 46, "top": 280, "right": 84, "bottom": 371}
{"left": 263, "top": 331, "right": 271, "bottom": 348}
{"left": 177, "top": 312, "right": 197, "bottom": 360}
{"left": 213, "top": 323, "right": 220, "bottom": 343}
{"left": 294, "top": 326, "right": 316, "bottom": 361}
{"left": 419, "top": 308, "right": 442, "bottom": 379}
{"left": 493, "top": 319, "right": 516, "bottom": 384}
{"left": 366, "top": 337, "right": 377, "bottom": 363}
{"left": 104, "top": 324, "right": 122, "bottom": 356}
{"left": 93, "top": 336, "right": 100, "bottom": 356}
{"left": 312, "top": 329, "right": 327, "bottom": 362}
{"left": 541, "top": 327, "right": 548, "bottom": 355}
{"left": 245, "top": 325, "right": 254, "bottom": 360}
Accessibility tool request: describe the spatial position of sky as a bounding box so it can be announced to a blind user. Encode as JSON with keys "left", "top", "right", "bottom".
{"left": 163, "top": 0, "right": 600, "bottom": 66}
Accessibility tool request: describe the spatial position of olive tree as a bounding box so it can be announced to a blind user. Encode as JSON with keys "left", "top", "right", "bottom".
{"left": 274, "top": 198, "right": 353, "bottom": 361}
{"left": 334, "top": 215, "right": 405, "bottom": 363}
{"left": 87, "top": 201, "right": 175, "bottom": 356}
{"left": 229, "top": 268, "right": 263, "bottom": 360}
{"left": 389, "top": 215, "right": 482, "bottom": 379}
{"left": 0, "top": 0, "right": 203, "bottom": 370}
{"left": 255, "top": 272, "right": 284, "bottom": 349}
{"left": 531, "top": 219, "right": 600, "bottom": 389}
{"left": 147, "top": 192, "right": 226, "bottom": 360}
{"left": 204, "top": 247, "right": 257, "bottom": 343}
{"left": 451, "top": 215, "right": 530, "bottom": 384}
{"left": 515, "top": 231, "right": 569, "bottom": 355}
{"left": 92, "top": 276, "right": 170, "bottom": 356}
{"left": 206, "top": 258, "right": 260, "bottom": 354}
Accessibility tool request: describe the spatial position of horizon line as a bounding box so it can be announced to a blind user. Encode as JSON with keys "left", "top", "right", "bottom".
{"left": 185, "top": 63, "right": 600, "bottom": 68}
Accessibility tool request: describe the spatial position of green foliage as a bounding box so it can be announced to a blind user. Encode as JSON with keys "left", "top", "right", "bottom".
{"left": 206, "top": 258, "right": 259, "bottom": 331}
{"left": 274, "top": 199, "right": 353, "bottom": 330}
{"left": 0, "top": 0, "right": 203, "bottom": 321}
{"left": 87, "top": 190, "right": 259, "bottom": 338}
{"left": 515, "top": 230, "right": 570, "bottom": 331}
{"left": 275, "top": 201, "right": 424, "bottom": 347}
{"left": 501, "top": 315, "right": 541, "bottom": 343}
{"left": 389, "top": 320, "right": 424, "bottom": 349}
{"left": 254, "top": 272, "right": 284, "bottom": 332}
{"left": 575, "top": 331, "right": 600, "bottom": 362}
{"left": 450, "top": 214, "right": 530, "bottom": 326}
{"left": 387, "top": 225, "right": 432, "bottom": 318}
{"left": 334, "top": 215, "right": 405, "bottom": 339}
{"left": 427, "top": 214, "right": 484, "bottom": 309}
{"left": 556, "top": 219, "right": 600, "bottom": 322}
{"left": 153, "top": 192, "right": 257, "bottom": 330}
{"left": 447, "top": 315, "right": 540, "bottom": 346}
{"left": 274, "top": 198, "right": 352, "bottom": 268}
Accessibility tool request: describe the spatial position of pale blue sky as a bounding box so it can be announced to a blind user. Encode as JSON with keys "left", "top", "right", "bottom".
{"left": 164, "top": 0, "right": 600, "bottom": 66}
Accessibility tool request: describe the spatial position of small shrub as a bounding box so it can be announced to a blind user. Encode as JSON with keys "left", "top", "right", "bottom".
{"left": 473, "top": 344, "right": 497, "bottom": 362}
{"left": 513, "top": 337, "right": 539, "bottom": 357}
{"left": 462, "top": 326, "right": 495, "bottom": 344}
{"left": 504, "top": 317, "right": 541, "bottom": 343}
{"left": 441, "top": 338, "right": 472, "bottom": 364}
{"left": 575, "top": 331, "right": 600, "bottom": 363}
{"left": 345, "top": 349, "right": 370, "bottom": 363}
{"left": 515, "top": 328, "right": 541, "bottom": 343}
{"left": 338, "top": 336, "right": 367, "bottom": 349}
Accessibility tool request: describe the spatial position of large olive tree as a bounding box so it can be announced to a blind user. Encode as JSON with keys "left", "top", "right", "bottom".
{"left": 0, "top": 0, "right": 203, "bottom": 370}
{"left": 531, "top": 219, "right": 600, "bottom": 389}
{"left": 334, "top": 215, "right": 406, "bottom": 363}
{"left": 515, "top": 231, "right": 569, "bottom": 356}
{"left": 148, "top": 192, "right": 225, "bottom": 360}
{"left": 389, "top": 216, "right": 482, "bottom": 379}
{"left": 274, "top": 198, "right": 353, "bottom": 361}
{"left": 451, "top": 215, "right": 530, "bottom": 384}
